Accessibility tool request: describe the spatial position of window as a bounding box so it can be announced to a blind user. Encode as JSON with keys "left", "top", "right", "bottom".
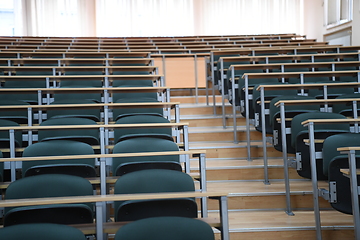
{"left": 0, "top": 0, "right": 15, "bottom": 36}
{"left": 325, "top": 0, "right": 353, "bottom": 27}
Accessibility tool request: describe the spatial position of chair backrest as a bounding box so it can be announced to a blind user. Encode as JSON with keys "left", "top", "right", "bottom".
{"left": 112, "top": 80, "right": 154, "bottom": 87}
{"left": 114, "top": 114, "right": 172, "bottom": 143}
{"left": 46, "top": 99, "right": 101, "bottom": 122}
{"left": 54, "top": 90, "right": 102, "bottom": 103}
{"left": 114, "top": 169, "right": 197, "bottom": 221}
{"left": 112, "top": 90, "right": 158, "bottom": 104}
{"left": 0, "top": 119, "right": 22, "bottom": 148}
{"left": 0, "top": 99, "right": 30, "bottom": 124}
{"left": 112, "top": 95, "right": 163, "bottom": 121}
{"left": 114, "top": 216, "right": 215, "bottom": 240}
{"left": 4, "top": 174, "right": 94, "bottom": 226}
{"left": 322, "top": 133, "right": 360, "bottom": 214}
{"left": 307, "top": 81, "right": 355, "bottom": 99}
{"left": 0, "top": 150, "right": 3, "bottom": 182}
{"left": 0, "top": 223, "right": 86, "bottom": 240}
{"left": 2, "top": 81, "right": 46, "bottom": 104}
{"left": 112, "top": 136, "right": 181, "bottom": 176}
{"left": 291, "top": 112, "right": 350, "bottom": 149}
{"left": 252, "top": 83, "right": 297, "bottom": 110}
{"left": 269, "top": 95, "right": 319, "bottom": 128}
{"left": 21, "top": 140, "right": 96, "bottom": 178}
{"left": 322, "top": 133, "right": 360, "bottom": 176}
{"left": 38, "top": 117, "right": 100, "bottom": 145}
{"left": 332, "top": 93, "right": 360, "bottom": 117}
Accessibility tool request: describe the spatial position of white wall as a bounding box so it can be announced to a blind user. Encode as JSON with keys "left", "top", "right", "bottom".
{"left": 352, "top": 0, "right": 360, "bottom": 45}
{"left": 302, "top": 0, "right": 324, "bottom": 42}
{"left": 302, "top": 0, "right": 360, "bottom": 46}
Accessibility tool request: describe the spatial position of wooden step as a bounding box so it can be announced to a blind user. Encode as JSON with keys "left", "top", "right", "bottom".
{"left": 177, "top": 103, "right": 234, "bottom": 115}
{"left": 188, "top": 126, "right": 262, "bottom": 142}
{"left": 189, "top": 142, "right": 285, "bottom": 159}
{"left": 170, "top": 88, "right": 214, "bottom": 96}
{"left": 204, "top": 166, "right": 303, "bottom": 181}
{"left": 175, "top": 92, "right": 356, "bottom": 240}
{"left": 195, "top": 180, "right": 330, "bottom": 210}
{"left": 190, "top": 158, "right": 302, "bottom": 181}
{"left": 180, "top": 115, "right": 245, "bottom": 127}
{"left": 211, "top": 210, "right": 354, "bottom": 240}
{"left": 170, "top": 95, "right": 222, "bottom": 104}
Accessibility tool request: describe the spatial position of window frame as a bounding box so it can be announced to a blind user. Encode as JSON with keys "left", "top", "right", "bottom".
{"left": 324, "top": 0, "right": 353, "bottom": 28}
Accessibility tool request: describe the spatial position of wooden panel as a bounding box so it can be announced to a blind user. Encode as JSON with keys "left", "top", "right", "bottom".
{"left": 154, "top": 56, "right": 206, "bottom": 89}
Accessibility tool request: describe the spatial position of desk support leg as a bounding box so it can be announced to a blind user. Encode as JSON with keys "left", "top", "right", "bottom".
{"left": 96, "top": 202, "right": 105, "bottom": 240}
{"left": 211, "top": 55, "right": 216, "bottom": 115}
{"left": 353, "top": 101, "right": 359, "bottom": 133}
{"left": 231, "top": 69, "right": 237, "bottom": 142}
{"left": 194, "top": 55, "right": 199, "bottom": 104}
{"left": 183, "top": 126, "right": 190, "bottom": 174}
{"left": 245, "top": 75, "right": 251, "bottom": 160}
{"left": 9, "top": 129, "right": 16, "bottom": 182}
{"left": 221, "top": 61, "right": 226, "bottom": 129}
{"left": 260, "top": 87, "right": 269, "bottom": 184}
{"left": 199, "top": 153, "right": 208, "bottom": 218}
{"left": 348, "top": 150, "right": 360, "bottom": 239}
{"left": 219, "top": 196, "right": 230, "bottom": 240}
{"left": 308, "top": 122, "right": 322, "bottom": 240}
{"left": 280, "top": 103, "right": 293, "bottom": 215}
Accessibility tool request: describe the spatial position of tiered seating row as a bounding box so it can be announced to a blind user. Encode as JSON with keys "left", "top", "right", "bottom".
{"left": 0, "top": 50, "right": 230, "bottom": 240}
{"left": 209, "top": 45, "right": 360, "bottom": 113}
{"left": 212, "top": 41, "right": 360, "bottom": 240}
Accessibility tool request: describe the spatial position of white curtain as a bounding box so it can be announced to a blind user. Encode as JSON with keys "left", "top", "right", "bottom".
{"left": 95, "top": 0, "right": 194, "bottom": 37}
{"left": 16, "top": 0, "right": 95, "bottom": 37}
{"left": 199, "top": 0, "right": 302, "bottom": 36}
{"left": 13, "top": 0, "right": 302, "bottom": 37}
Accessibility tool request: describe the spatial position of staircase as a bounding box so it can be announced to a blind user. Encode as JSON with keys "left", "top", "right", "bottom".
{"left": 170, "top": 89, "right": 355, "bottom": 240}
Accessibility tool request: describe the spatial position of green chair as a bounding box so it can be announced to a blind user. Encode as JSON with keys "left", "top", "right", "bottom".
{"left": 269, "top": 95, "right": 319, "bottom": 153}
{"left": 21, "top": 140, "right": 96, "bottom": 178}
{"left": 114, "top": 216, "right": 215, "bottom": 240}
{"left": 112, "top": 79, "right": 154, "bottom": 87}
{"left": 38, "top": 117, "right": 99, "bottom": 146}
{"left": 112, "top": 90, "right": 159, "bottom": 102}
{"left": 0, "top": 223, "right": 86, "bottom": 240}
{"left": 291, "top": 112, "right": 349, "bottom": 179}
{"left": 225, "top": 68, "right": 266, "bottom": 106}
{"left": 252, "top": 83, "right": 297, "bottom": 133}
{"left": 0, "top": 119, "right": 22, "bottom": 149}
{"left": 2, "top": 80, "right": 47, "bottom": 104}
{"left": 332, "top": 93, "right": 360, "bottom": 118}
{"left": 46, "top": 99, "right": 101, "bottom": 122}
{"left": 112, "top": 136, "right": 181, "bottom": 176}
{"left": 4, "top": 174, "right": 94, "bottom": 226}
{"left": 322, "top": 133, "right": 360, "bottom": 214}
{"left": 239, "top": 77, "right": 280, "bottom": 118}
{"left": 55, "top": 78, "right": 103, "bottom": 102}
{"left": 307, "top": 81, "right": 355, "bottom": 99}
{"left": 114, "top": 169, "right": 197, "bottom": 222}
{"left": 114, "top": 114, "right": 172, "bottom": 143}
{"left": 0, "top": 150, "right": 3, "bottom": 182}
{"left": 0, "top": 99, "right": 30, "bottom": 124}
{"left": 112, "top": 97, "right": 163, "bottom": 121}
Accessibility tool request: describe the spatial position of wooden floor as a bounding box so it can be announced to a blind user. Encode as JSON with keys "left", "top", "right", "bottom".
{"left": 171, "top": 90, "right": 356, "bottom": 240}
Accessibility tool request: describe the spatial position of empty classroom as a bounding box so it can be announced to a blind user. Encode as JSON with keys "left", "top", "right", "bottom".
{"left": 0, "top": 1, "right": 359, "bottom": 240}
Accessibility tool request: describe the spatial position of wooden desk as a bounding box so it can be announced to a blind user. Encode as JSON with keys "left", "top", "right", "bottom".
{"left": 298, "top": 120, "right": 360, "bottom": 239}
{"left": 0, "top": 122, "right": 190, "bottom": 181}
{"left": 337, "top": 146, "right": 360, "bottom": 240}
{"left": 0, "top": 65, "right": 158, "bottom": 75}
{"left": 0, "top": 191, "right": 229, "bottom": 240}
{"left": 0, "top": 149, "right": 206, "bottom": 193}
{"left": 0, "top": 57, "right": 154, "bottom": 67}
{"left": 0, "top": 51, "right": 151, "bottom": 59}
